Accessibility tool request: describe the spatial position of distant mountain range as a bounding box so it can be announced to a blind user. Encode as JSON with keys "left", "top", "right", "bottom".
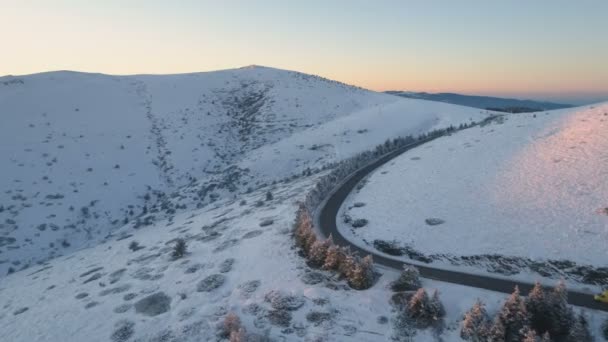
{"left": 385, "top": 91, "right": 573, "bottom": 113}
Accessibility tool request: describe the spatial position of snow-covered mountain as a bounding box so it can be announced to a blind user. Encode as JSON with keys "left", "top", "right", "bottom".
{"left": 386, "top": 91, "right": 572, "bottom": 112}
{"left": 0, "top": 66, "right": 489, "bottom": 276}
{"left": 2, "top": 67, "right": 607, "bottom": 341}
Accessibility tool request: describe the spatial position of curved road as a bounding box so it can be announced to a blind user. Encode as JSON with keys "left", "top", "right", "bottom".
{"left": 317, "top": 134, "right": 608, "bottom": 312}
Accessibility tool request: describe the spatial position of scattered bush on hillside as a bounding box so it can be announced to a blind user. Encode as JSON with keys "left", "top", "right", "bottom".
{"left": 221, "top": 312, "right": 247, "bottom": 342}
{"left": 171, "top": 238, "right": 187, "bottom": 259}
{"left": 461, "top": 281, "right": 587, "bottom": 342}
{"left": 391, "top": 265, "right": 422, "bottom": 292}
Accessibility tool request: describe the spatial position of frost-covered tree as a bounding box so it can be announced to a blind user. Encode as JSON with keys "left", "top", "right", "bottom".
{"left": 338, "top": 249, "right": 357, "bottom": 279}
{"left": 171, "top": 238, "right": 187, "bottom": 259}
{"left": 566, "top": 311, "right": 592, "bottom": 342}
{"left": 493, "top": 286, "right": 529, "bottom": 342}
{"left": 390, "top": 265, "right": 422, "bottom": 292}
{"left": 487, "top": 318, "right": 507, "bottom": 342}
{"left": 265, "top": 191, "right": 273, "bottom": 201}
{"left": 547, "top": 280, "right": 574, "bottom": 339}
{"left": 407, "top": 288, "right": 443, "bottom": 327}
{"left": 309, "top": 237, "right": 332, "bottom": 266}
{"left": 522, "top": 328, "right": 537, "bottom": 342}
{"left": 526, "top": 281, "right": 551, "bottom": 334}
{"left": 429, "top": 290, "right": 445, "bottom": 320}
{"left": 349, "top": 255, "right": 374, "bottom": 290}
{"left": 323, "top": 243, "right": 344, "bottom": 271}
{"left": 461, "top": 300, "right": 491, "bottom": 342}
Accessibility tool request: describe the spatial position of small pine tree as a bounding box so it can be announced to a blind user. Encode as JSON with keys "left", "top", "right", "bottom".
{"left": 128, "top": 241, "right": 140, "bottom": 251}
{"left": 172, "top": 238, "right": 187, "bottom": 259}
{"left": 265, "top": 191, "right": 273, "bottom": 201}
{"left": 309, "top": 237, "right": 332, "bottom": 266}
{"left": 429, "top": 290, "right": 446, "bottom": 320}
{"left": 391, "top": 265, "right": 422, "bottom": 292}
{"left": 487, "top": 317, "right": 507, "bottom": 342}
{"left": 408, "top": 288, "right": 430, "bottom": 319}
{"left": 407, "top": 288, "right": 442, "bottom": 327}
{"left": 526, "top": 281, "right": 551, "bottom": 334}
{"left": 541, "top": 331, "right": 551, "bottom": 342}
{"left": 547, "top": 280, "right": 574, "bottom": 338}
{"left": 348, "top": 255, "right": 374, "bottom": 290}
{"left": 461, "top": 300, "right": 491, "bottom": 342}
{"left": 338, "top": 249, "right": 357, "bottom": 279}
{"left": 323, "top": 243, "right": 343, "bottom": 271}
{"left": 495, "top": 286, "right": 529, "bottom": 342}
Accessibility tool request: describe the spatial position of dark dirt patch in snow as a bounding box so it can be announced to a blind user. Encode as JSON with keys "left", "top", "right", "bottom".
{"left": 238, "top": 280, "right": 261, "bottom": 296}
{"left": 301, "top": 271, "right": 327, "bottom": 285}
{"left": 113, "top": 303, "right": 132, "bottom": 314}
{"left": 306, "top": 311, "right": 333, "bottom": 326}
{"left": 134, "top": 292, "right": 171, "bottom": 316}
{"left": 352, "top": 218, "right": 368, "bottom": 228}
{"left": 218, "top": 258, "right": 234, "bottom": 273}
{"left": 13, "top": 307, "right": 28, "bottom": 315}
{"left": 213, "top": 239, "right": 239, "bottom": 252}
{"left": 196, "top": 274, "right": 226, "bottom": 292}
{"left": 266, "top": 309, "right": 292, "bottom": 327}
{"left": 424, "top": 218, "right": 445, "bottom": 226}
{"left": 242, "top": 230, "right": 263, "bottom": 239}
{"left": 265, "top": 291, "right": 305, "bottom": 311}
{"left": 259, "top": 219, "right": 274, "bottom": 227}
{"left": 111, "top": 320, "right": 135, "bottom": 342}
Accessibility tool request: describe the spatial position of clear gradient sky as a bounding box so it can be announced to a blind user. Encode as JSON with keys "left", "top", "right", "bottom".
{"left": 2, "top": 0, "right": 607, "bottom": 104}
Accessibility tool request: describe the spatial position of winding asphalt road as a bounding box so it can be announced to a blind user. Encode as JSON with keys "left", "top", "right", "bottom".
{"left": 317, "top": 134, "right": 608, "bottom": 312}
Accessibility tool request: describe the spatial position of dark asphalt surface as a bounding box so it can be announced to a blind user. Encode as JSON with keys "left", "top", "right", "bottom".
{"left": 317, "top": 135, "right": 608, "bottom": 311}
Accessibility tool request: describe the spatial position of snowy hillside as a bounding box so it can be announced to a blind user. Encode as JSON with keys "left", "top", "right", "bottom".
{"left": 339, "top": 103, "right": 608, "bottom": 284}
{"left": 0, "top": 66, "right": 489, "bottom": 276}
{"left": 2, "top": 66, "right": 607, "bottom": 341}
{"left": 4, "top": 174, "right": 605, "bottom": 342}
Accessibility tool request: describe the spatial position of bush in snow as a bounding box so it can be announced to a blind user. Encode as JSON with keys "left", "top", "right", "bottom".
{"left": 391, "top": 265, "right": 422, "bottom": 292}
{"left": 171, "top": 238, "right": 187, "bottom": 259}
{"left": 461, "top": 299, "right": 491, "bottom": 342}
{"left": 265, "top": 191, "right": 273, "bottom": 201}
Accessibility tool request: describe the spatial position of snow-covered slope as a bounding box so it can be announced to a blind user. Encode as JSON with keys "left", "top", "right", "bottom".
{"left": 339, "top": 103, "right": 608, "bottom": 280}
{"left": 0, "top": 66, "right": 489, "bottom": 275}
